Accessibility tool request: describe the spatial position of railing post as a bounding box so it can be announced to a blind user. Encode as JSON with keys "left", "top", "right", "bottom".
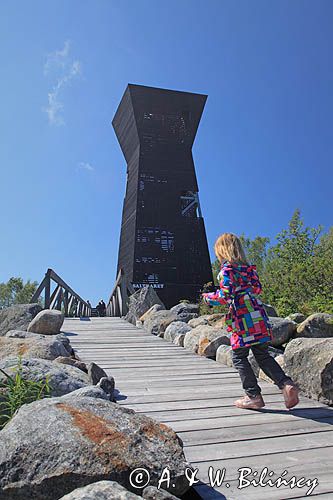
{"left": 56, "top": 288, "right": 63, "bottom": 311}
{"left": 45, "top": 271, "right": 51, "bottom": 309}
{"left": 120, "top": 277, "right": 129, "bottom": 316}
{"left": 63, "top": 290, "right": 69, "bottom": 316}
{"left": 117, "top": 286, "right": 122, "bottom": 317}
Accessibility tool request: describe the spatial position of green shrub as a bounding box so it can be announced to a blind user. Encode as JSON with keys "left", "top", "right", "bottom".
{"left": 0, "top": 358, "right": 50, "bottom": 429}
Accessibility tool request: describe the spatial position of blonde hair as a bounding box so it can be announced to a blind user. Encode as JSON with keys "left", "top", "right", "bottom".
{"left": 214, "top": 233, "right": 248, "bottom": 265}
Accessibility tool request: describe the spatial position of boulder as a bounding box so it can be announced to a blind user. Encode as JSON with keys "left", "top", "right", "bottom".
{"left": 0, "top": 336, "right": 70, "bottom": 361}
{"left": 59, "top": 480, "right": 141, "bottom": 499}
{"left": 0, "top": 357, "right": 89, "bottom": 397}
{"left": 164, "top": 322, "right": 192, "bottom": 343}
{"left": 259, "top": 355, "right": 286, "bottom": 383}
{"left": 59, "top": 481, "right": 141, "bottom": 499}
{"left": 173, "top": 334, "right": 186, "bottom": 347}
{"left": 169, "top": 303, "right": 199, "bottom": 323}
{"left": 0, "top": 394, "right": 191, "bottom": 499}
{"left": 284, "top": 338, "right": 333, "bottom": 405}
{"left": 170, "top": 303, "right": 199, "bottom": 315}
{"left": 187, "top": 317, "right": 209, "bottom": 328}
{"left": 183, "top": 326, "right": 207, "bottom": 352}
{"left": 262, "top": 303, "right": 278, "bottom": 317}
{"left": 269, "top": 317, "right": 297, "bottom": 347}
{"left": 5, "top": 329, "right": 72, "bottom": 354}
{"left": 296, "top": 313, "right": 333, "bottom": 338}
{"left": 4, "top": 329, "right": 75, "bottom": 357}
{"left": 55, "top": 357, "right": 88, "bottom": 373}
{"left": 206, "top": 313, "right": 226, "bottom": 327}
{"left": 184, "top": 325, "right": 229, "bottom": 354}
{"left": 216, "top": 345, "right": 233, "bottom": 367}
{"left": 97, "top": 376, "right": 115, "bottom": 400}
{"left": 143, "top": 310, "right": 178, "bottom": 336}
{"left": 143, "top": 485, "right": 179, "bottom": 499}
{"left": 125, "top": 286, "right": 165, "bottom": 325}
{"left": 286, "top": 313, "right": 306, "bottom": 324}
{"left": 139, "top": 304, "right": 165, "bottom": 323}
{"left": 207, "top": 318, "right": 226, "bottom": 329}
{"left": 248, "top": 346, "right": 284, "bottom": 377}
{"left": 27, "top": 309, "right": 64, "bottom": 335}
{"left": 0, "top": 303, "right": 42, "bottom": 336}
{"left": 61, "top": 385, "right": 111, "bottom": 401}
{"left": 88, "top": 362, "right": 108, "bottom": 385}
{"left": 197, "top": 329, "right": 230, "bottom": 358}
{"left": 184, "top": 325, "right": 210, "bottom": 352}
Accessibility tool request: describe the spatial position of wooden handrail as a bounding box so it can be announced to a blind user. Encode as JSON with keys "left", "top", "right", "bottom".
{"left": 106, "top": 269, "right": 133, "bottom": 317}
{"left": 31, "top": 268, "right": 91, "bottom": 318}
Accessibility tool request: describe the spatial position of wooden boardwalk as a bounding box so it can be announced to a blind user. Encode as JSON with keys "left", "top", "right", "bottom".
{"left": 64, "top": 317, "right": 333, "bottom": 500}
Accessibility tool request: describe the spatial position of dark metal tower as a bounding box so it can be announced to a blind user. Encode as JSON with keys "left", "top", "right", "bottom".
{"left": 112, "top": 84, "right": 213, "bottom": 308}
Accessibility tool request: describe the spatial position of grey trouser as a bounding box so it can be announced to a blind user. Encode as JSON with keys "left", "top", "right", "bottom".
{"left": 231, "top": 342, "right": 292, "bottom": 397}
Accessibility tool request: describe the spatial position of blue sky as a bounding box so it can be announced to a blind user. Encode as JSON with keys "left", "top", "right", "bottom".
{"left": 1, "top": 0, "right": 332, "bottom": 305}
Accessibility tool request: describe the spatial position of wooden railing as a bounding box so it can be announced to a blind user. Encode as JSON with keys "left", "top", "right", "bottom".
{"left": 30, "top": 268, "right": 91, "bottom": 317}
{"left": 106, "top": 269, "right": 135, "bottom": 317}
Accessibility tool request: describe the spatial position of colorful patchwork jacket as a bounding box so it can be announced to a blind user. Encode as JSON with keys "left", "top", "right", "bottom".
{"left": 202, "top": 261, "right": 272, "bottom": 350}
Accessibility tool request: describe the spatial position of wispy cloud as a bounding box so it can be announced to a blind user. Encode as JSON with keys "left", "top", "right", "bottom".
{"left": 78, "top": 162, "right": 95, "bottom": 172}
{"left": 43, "top": 41, "right": 81, "bottom": 126}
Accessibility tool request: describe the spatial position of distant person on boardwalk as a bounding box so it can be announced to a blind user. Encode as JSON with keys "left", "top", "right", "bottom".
{"left": 96, "top": 299, "right": 106, "bottom": 317}
{"left": 202, "top": 233, "right": 299, "bottom": 410}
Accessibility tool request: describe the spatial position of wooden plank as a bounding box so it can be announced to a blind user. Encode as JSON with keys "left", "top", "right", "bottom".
{"left": 178, "top": 419, "right": 333, "bottom": 445}
{"left": 185, "top": 430, "right": 333, "bottom": 462}
{"left": 123, "top": 399, "right": 328, "bottom": 423}
{"left": 113, "top": 376, "right": 242, "bottom": 385}
{"left": 163, "top": 407, "right": 333, "bottom": 432}
{"left": 115, "top": 385, "right": 279, "bottom": 397}
{"left": 115, "top": 386, "right": 281, "bottom": 403}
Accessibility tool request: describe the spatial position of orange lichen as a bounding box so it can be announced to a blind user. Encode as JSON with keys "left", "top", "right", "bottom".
{"left": 56, "top": 402, "right": 130, "bottom": 469}
{"left": 139, "top": 420, "right": 175, "bottom": 442}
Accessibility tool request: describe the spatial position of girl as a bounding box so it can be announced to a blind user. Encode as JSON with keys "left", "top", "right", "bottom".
{"left": 202, "top": 233, "right": 299, "bottom": 410}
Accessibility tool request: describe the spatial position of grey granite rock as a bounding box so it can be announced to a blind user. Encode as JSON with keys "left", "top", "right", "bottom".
{"left": 125, "top": 286, "right": 165, "bottom": 325}
{"left": 143, "top": 310, "right": 178, "bottom": 336}
{"left": 0, "top": 394, "right": 191, "bottom": 499}
{"left": 269, "top": 317, "right": 297, "bottom": 347}
{"left": 187, "top": 317, "right": 209, "bottom": 328}
{"left": 88, "top": 362, "right": 108, "bottom": 385}
{"left": 0, "top": 336, "right": 70, "bottom": 361}
{"left": 197, "top": 329, "right": 230, "bottom": 358}
{"left": 296, "top": 313, "right": 333, "bottom": 338}
{"left": 284, "top": 337, "right": 333, "bottom": 405}
{"left": 0, "top": 357, "right": 89, "bottom": 396}
{"left": 27, "top": 309, "right": 64, "bottom": 335}
{"left": 164, "top": 322, "right": 192, "bottom": 343}
{"left": 143, "top": 485, "right": 179, "bottom": 499}
{"left": 0, "top": 304, "right": 42, "bottom": 336}
{"left": 59, "top": 481, "right": 141, "bottom": 499}
{"left": 286, "top": 313, "right": 306, "bottom": 324}
{"left": 97, "top": 376, "right": 115, "bottom": 400}
{"left": 216, "top": 345, "right": 233, "bottom": 367}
